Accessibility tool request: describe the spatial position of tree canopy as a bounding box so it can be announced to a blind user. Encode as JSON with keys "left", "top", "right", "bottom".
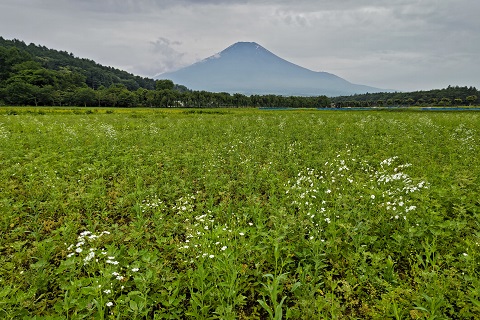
{"left": 331, "top": 86, "right": 479, "bottom": 107}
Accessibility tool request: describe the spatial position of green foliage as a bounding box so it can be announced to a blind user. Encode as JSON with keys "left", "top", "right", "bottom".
{"left": 333, "top": 85, "right": 480, "bottom": 107}
{"left": 1, "top": 108, "right": 479, "bottom": 318}
{"left": 156, "top": 79, "right": 175, "bottom": 91}
{"left": 0, "top": 37, "right": 156, "bottom": 90}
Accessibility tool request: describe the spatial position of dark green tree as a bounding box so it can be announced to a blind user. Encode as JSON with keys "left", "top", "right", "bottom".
{"left": 440, "top": 97, "right": 451, "bottom": 106}
{"left": 74, "top": 87, "right": 96, "bottom": 107}
{"left": 4, "top": 80, "right": 36, "bottom": 105}
{"left": 117, "top": 89, "right": 137, "bottom": 107}
{"left": 155, "top": 79, "right": 174, "bottom": 91}
{"left": 466, "top": 95, "right": 477, "bottom": 105}
{"left": 104, "top": 84, "right": 128, "bottom": 107}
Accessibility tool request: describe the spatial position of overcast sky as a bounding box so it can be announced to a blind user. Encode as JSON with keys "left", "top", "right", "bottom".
{"left": 1, "top": 0, "right": 479, "bottom": 91}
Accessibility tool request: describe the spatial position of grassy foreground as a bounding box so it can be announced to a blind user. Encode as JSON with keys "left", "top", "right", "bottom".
{"left": 0, "top": 107, "right": 479, "bottom": 319}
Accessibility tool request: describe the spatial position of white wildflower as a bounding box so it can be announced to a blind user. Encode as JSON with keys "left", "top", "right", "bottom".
{"left": 83, "top": 251, "right": 95, "bottom": 263}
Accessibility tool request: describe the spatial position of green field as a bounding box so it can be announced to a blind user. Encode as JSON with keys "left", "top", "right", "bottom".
{"left": 1, "top": 107, "right": 479, "bottom": 319}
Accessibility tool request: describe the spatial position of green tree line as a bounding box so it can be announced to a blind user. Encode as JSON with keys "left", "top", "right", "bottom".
{"left": 332, "top": 86, "right": 479, "bottom": 107}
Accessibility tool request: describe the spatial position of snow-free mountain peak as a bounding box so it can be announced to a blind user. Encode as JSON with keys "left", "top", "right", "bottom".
{"left": 156, "top": 42, "right": 389, "bottom": 96}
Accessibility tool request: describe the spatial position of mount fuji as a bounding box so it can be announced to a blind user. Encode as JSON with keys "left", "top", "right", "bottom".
{"left": 156, "top": 42, "right": 388, "bottom": 97}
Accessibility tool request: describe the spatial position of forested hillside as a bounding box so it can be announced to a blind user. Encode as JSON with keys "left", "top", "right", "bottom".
{"left": 0, "top": 37, "right": 157, "bottom": 90}
{"left": 0, "top": 37, "right": 192, "bottom": 107}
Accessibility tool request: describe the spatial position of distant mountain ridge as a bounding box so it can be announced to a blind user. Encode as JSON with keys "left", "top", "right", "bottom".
{"left": 156, "top": 42, "right": 389, "bottom": 96}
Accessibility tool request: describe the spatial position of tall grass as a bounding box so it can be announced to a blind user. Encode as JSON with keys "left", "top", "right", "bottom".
{"left": 0, "top": 108, "right": 479, "bottom": 319}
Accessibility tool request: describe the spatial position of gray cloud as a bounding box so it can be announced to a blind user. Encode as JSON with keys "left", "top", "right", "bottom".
{"left": 0, "top": 0, "right": 479, "bottom": 90}
{"left": 150, "top": 37, "right": 186, "bottom": 74}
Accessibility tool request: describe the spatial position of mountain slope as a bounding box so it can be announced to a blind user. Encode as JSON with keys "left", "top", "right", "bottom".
{"left": 156, "top": 42, "right": 388, "bottom": 96}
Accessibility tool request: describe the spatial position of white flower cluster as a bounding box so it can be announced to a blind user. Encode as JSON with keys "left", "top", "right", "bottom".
{"left": 66, "top": 230, "right": 111, "bottom": 261}
{"left": 453, "top": 123, "right": 476, "bottom": 152}
{"left": 172, "top": 194, "right": 196, "bottom": 215}
{"left": 0, "top": 123, "right": 10, "bottom": 139}
{"left": 375, "top": 157, "right": 429, "bottom": 220}
{"left": 63, "top": 230, "right": 142, "bottom": 308}
{"left": 380, "top": 156, "right": 399, "bottom": 167}
{"left": 178, "top": 210, "right": 235, "bottom": 261}
{"left": 287, "top": 167, "right": 321, "bottom": 211}
{"left": 284, "top": 166, "right": 331, "bottom": 240}
{"left": 140, "top": 192, "right": 199, "bottom": 217}
{"left": 285, "top": 150, "right": 430, "bottom": 238}
{"left": 99, "top": 123, "right": 117, "bottom": 139}
{"left": 140, "top": 194, "right": 165, "bottom": 214}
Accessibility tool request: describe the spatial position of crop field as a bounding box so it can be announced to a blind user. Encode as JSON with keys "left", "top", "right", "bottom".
{"left": 0, "top": 107, "right": 479, "bottom": 319}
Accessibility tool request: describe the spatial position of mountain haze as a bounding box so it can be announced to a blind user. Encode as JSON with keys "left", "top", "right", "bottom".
{"left": 156, "top": 42, "right": 388, "bottom": 96}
